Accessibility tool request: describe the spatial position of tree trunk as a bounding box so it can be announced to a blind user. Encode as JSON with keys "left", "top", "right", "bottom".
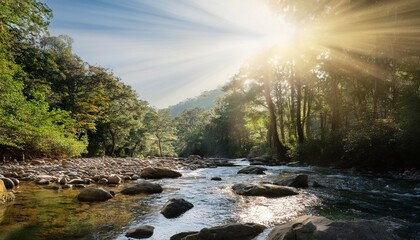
{"left": 263, "top": 74, "right": 288, "bottom": 159}
{"left": 296, "top": 76, "right": 305, "bottom": 144}
{"left": 109, "top": 129, "right": 115, "bottom": 156}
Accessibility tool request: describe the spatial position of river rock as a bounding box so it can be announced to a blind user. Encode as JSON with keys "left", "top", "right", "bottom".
{"left": 68, "top": 179, "right": 86, "bottom": 184}
{"left": 193, "top": 223, "right": 266, "bottom": 240}
{"left": 126, "top": 225, "right": 154, "bottom": 239}
{"left": 107, "top": 175, "right": 122, "bottom": 184}
{"left": 121, "top": 182, "right": 163, "bottom": 195}
{"left": 267, "top": 215, "right": 401, "bottom": 240}
{"left": 140, "top": 167, "right": 182, "bottom": 179}
{"left": 58, "top": 177, "right": 67, "bottom": 185}
{"left": 77, "top": 188, "right": 113, "bottom": 202}
{"left": 312, "top": 181, "right": 324, "bottom": 188}
{"left": 211, "top": 177, "right": 222, "bottom": 181}
{"left": 274, "top": 174, "right": 308, "bottom": 188}
{"left": 170, "top": 231, "right": 199, "bottom": 240}
{"left": 9, "top": 177, "right": 19, "bottom": 186}
{"left": 0, "top": 178, "right": 15, "bottom": 189}
{"left": 36, "top": 179, "right": 49, "bottom": 185}
{"left": 232, "top": 183, "right": 299, "bottom": 197}
{"left": 237, "top": 166, "right": 267, "bottom": 174}
{"left": 97, "top": 178, "right": 108, "bottom": 185}
{"left": 161, "top": 198, "right": 194, "bottom": 218}
{"left": 188, "top": 155, "right": 202, "bottom": 160}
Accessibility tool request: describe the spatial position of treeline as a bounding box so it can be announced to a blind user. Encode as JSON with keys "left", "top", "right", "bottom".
{"left": 0, "top": 1, "right": 179, "bottom": 159}
{"left": 172, "top": 0, "right": 420, "bottom": 171}
{"left": 2, "top": 0, "right": 420, "bottom": 171}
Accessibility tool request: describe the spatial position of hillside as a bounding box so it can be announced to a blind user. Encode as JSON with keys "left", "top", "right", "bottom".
{"left": 168, "top": 88, "right": 224, "bottom": 117}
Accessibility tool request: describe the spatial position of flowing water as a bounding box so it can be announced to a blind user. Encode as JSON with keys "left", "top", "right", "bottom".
{"left": 0, "top": 159, "right": 419, "bottom": 240}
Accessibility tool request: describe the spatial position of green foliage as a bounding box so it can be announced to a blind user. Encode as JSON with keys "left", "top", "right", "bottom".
{"left": 144, "top": 109, "right": 177, "bottom": 157}
{"left": 174, "top": 107, "right": 211, "bottom": 156}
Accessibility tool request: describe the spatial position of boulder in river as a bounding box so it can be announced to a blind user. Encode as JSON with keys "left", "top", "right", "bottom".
{"left": 121, "top": 181, "right": 163, "bottom": 195}
{"left": 107, "top": 174, "right": 122, "bottom": 184}
{"left": 232, "top": 183, "right": 298, "bottom": 197}
{"left": 140, "top": 167, "right": 182, "bottom": 179}
{"left": 274, "top": 174, "right": 308, "bottom": 188}
{"left": 211, "top": 177, "right": 222, "bottom": 181}
{"left": 0, "top": 179, "right": 15, "bottom": 203}
{"left": 126, "top": 225, "right": 154, "bottom": 239}
{"left": 0, "top": 178, "right": 15, "bottom": 189}
{"left": 170, "top": 231, "right": 199, "bottom": 240}
{"left": 267, "top": 215, "right": 401, "bottom": 240}
{"left": 181, "top": 223, "right": 266, "bottom": 240}
{"left": 77, "top": 188, "right": 113, "bottom": 202}
{"left": 237, "top": 166, "right": 267, "bottom": 175}
{"left": 161, "top": 198, "right": 194, "bottom": 218}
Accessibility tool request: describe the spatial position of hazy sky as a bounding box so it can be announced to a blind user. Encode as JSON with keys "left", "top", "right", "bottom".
{"left": 44, "top": 0, "right": 289, "bottom": 108}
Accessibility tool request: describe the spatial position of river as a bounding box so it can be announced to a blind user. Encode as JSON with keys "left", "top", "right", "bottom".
{"left": 1, "top": 159, "right": 419, "bottom": 239}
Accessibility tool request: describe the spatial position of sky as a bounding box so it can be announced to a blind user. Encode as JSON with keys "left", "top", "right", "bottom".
{"left": 44, "top": 0, "right": 291, "bottom": 108}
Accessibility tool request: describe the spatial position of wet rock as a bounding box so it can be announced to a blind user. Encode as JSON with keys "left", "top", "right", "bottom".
{"left": 232, "top": 183, "right": 298, "bottom": 197}
{"left": 140, "top": 167, "right": 182, "bottom": 179}
{"left": 125, "top": 225, "right": 154, "bottom": 239}
{"left": 249, "top": 161, "right": 264, "bottom": 165}
{"left": 267, "top": 215, "right": 401, "bottom": 240}
{"left": 161, "top": 198, "right": 194, "bottom": 218}
{"left": 77, "top": 188, "right": 113, "bottom": 202}
{"left": 9, "top": 177, "right": 19, "bottom": 187}
{"left": 58, "top": 177, "right": 67, "bottom": 185}
{"left": 170, "top": 231, "right": 199, "bottom": 240}
{"left": 68, "top": 179, "right": 86, "bottom": 184}
{"left": 196, "top": 223, "right": 266, "bottom": 240}
{"left": 61, "top": 184, "right": 71, "bottom": 189}
{"left": 188, "top": 155, "right": 202, "bottom": 160}
{"left": 121, "top": 182, "right": 163, "bottom": 195}
{"left": 107, "top": 174, "right": 122, "bottom": 184}
{"left": 36, "top": 179, "right": 49, "bottom": 185}
{"left": 72, "top": 184, "right": 86, "bottom": 189}
{"left": 274, "top": 174, "right": 309, "bottom": 188}
{"left": 211, "top": 177, "right": 222, "bottom": 181}
{"left": 97, "top": 178, "right": 108, "bottom": 185}
{"left": 30, "top": 159, "right": 45, "bottom": 165}
{"left": 0, "top": 178, "right": 15, "bottom": 189}
{"left": 312, "top": 181, "right": 324, "bottom": 188}
{"left": 237, "top": 166, "right": 267, "bottom": 175}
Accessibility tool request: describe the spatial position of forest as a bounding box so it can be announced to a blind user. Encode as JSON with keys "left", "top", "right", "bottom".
{"left": 1, "top": 0, "right": 420, "bottom": 171}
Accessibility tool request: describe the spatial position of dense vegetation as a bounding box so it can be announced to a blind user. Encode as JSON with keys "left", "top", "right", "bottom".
{"left": 1, "top": 0, "right": 419, "bottom": 171}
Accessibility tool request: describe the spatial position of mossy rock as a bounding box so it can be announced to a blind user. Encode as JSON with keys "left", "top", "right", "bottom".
{"left": 0, "top": 179, "right": 15, "bottom": 203}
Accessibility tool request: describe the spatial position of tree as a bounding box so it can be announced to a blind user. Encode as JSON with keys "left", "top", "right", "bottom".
{"left": 174, "top": 107, "right": 211, "bottom": 157}
{"left": 144, "top": 109, "right": 176, "bottom": 157}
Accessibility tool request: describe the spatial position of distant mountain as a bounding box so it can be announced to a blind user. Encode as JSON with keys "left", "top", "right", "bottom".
{"left": 168, "top": 88, "right": 224, "bottom": 117}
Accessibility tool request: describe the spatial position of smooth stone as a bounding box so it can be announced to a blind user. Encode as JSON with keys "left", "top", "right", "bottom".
{"left": 107, "top": 174, "right": 122, "bottom": 184}
{"left": 36, "top": 179, "right": 49, "bottom": 185}
{"left": 237, "top": 166, "right": 267, "bottom": 175}
{"left": 232, "top": 183, "right": 299, "bottom": 197}
{"left": 0, "top": 178, "right": 15, "bottom": 189}
{"left": 68, "top": 179, "right": 86, "bottom": 184}
{"left": 274, "top": 174, "right": 309, "bottom": 188}
{"left": 140, "top": 167, "right": 182, "bottom": 179}
{"left": 77, "top": 188, "right": 113, "bottom": 202}
{"left": 197, "top": 223, "right": 266, "bottom": 240}
{"left": 161, "top": 198, "right": 194, "bottom": 218}
{"left": 125, "top": 225, "right": 154, "bottom": 239}
{"left": 170, "top": 231, "right": 199, "bottom": 240}
{"left": 267, "top": 215, "right": 401, "bottom": 240}
{"left": 121, "top": 182, "right": 163, "bottom": 195}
